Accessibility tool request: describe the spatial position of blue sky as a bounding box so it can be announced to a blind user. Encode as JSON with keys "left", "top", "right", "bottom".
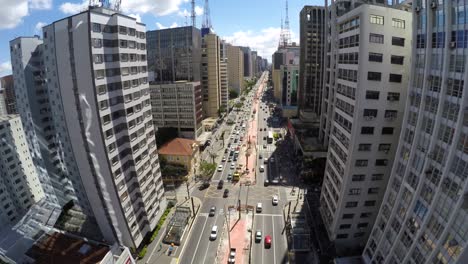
{"left": 0, "top": 0, "right": 323, "bottom": 77}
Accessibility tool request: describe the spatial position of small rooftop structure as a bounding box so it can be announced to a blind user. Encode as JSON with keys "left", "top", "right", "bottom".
{"left": 158, "top": 138, "right": 198, "bottom": 156}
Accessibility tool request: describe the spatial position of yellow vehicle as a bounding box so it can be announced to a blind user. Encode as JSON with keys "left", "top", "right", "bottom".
{"left": 232, "top": 171, "right": 240, "bottom": 181}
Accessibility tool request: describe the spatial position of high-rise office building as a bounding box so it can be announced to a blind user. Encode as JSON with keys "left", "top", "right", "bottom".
{"left": 319, "top": 3, "right": 412, "bottom": 254}
{"left": 219, "top": 40, "right": 229, "bottom": 110}
{"left": 0, "top": 115, "right": 45, "bottom": 226}
{"left": 150, "top": 81, "right": 203, "bottom": 139}
{"left": 11, "top": 7, "right": 166, "bottom": 249}
{"left": 240, "top": 46, "right": 252, "bottom": 78}
{"left": 226, "top": 44, "right": 244, "bottom": 93}
{"left": 0, "top": 75, "right": 16, "bottom": 115}
{"left": 299, "top": 6, "right": 325, "bottom": 123}
{"left": 362, "top": 2, "right": 468, "bottom": 263}
{"left": 201, "top": 33, "right": 221, "bottom": 118}
{"left": 146, "top": 26, "right": 202, "bottom": 83}
{"left": 251, "top": 51, "right": 258, "bottom": 77}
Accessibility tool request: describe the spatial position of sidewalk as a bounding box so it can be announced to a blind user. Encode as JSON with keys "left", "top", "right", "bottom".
{"left": 138, "top": 196, "right": 202, "bottom": 264}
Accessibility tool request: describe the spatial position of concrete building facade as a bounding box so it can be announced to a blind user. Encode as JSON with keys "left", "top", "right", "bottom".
{"left": 146, "top": 26, "right": 202, "bottom": 83}
{"left": 12, "top": 7, "right": 166, "bottom": 249}
{"left": 201, "top": 33, "right": 221, "bottom": 118}
{"left": 0, "top": 115, "right": 45, "bottom": 226}
{"left": 299, "top": 6, "right": 325, "bottom": 123}
{"left": 319, "top": 4, "right": 412, "bottom": 254}
{"left": 150, "top": 81, "right": 203, "bottom": 139}
{"left": 240, "top": 46, "right": 252, "bottom": 79}
{"left": 226, "top": 44, "right": 244, "bottom": 93}
{"left": 0, "top": 75, "right": 16, "bottom": 115}
{"left": 219, "top": 40, "right": 229, "bottom": 110}
{"left": 363, "top": 1, "right": 468, "bottom": 263}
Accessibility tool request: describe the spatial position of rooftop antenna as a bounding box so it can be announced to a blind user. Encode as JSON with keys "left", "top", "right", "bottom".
{"left": 191, "top": 0, "right": 196, "bottom": 27}
{"left": 202, "top": 0, "right": 212, "bottom": 29}
{"left": 283, "top": 0, "right": 291, "bottom": 46}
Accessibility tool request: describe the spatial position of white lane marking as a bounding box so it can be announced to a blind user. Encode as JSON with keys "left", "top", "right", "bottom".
{"left": 255, "top": 213, "right": 283, "bottom": 217}
{"left": 272, "top": 216, "right": 276, "bottom": 264}
{"left": 189, "top": 215, "right": 209, "bottom": 264}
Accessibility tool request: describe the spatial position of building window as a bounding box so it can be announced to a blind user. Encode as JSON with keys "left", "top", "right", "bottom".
{"left": 364, "top": 200, "right": 376, "bottom": 207}
{"left": 392, "top": 18, "right": 405, "bottom": 28}
{"left": 366, "top": 90, "right": 380, "bottom": 100}
{"left": 95, "top": 70, "right": 105, "bottom": 79}
{"left": 358, "top": 144, "right": 371, "bottom": 151}
{"left": 371, "top": 174, "right": 384, "bottom": 181}
{"left": 370, "top": 15, "right": 384, "bottom": 25}
{"left": 345, "top": 202, "right": 358, "bottom": 208}
{"left": 369, "top": 53, "right": 383, "bottom": 62}
{"left": 92, "top": 23, "right": 101, "bottom": 32}
{"left": 340, "top": 224, "right": 352, "bottom": 229}
{"left": 387, "top": 92, "right": 400, "bottom": 101}
{"left": 389, "top": 74, "right": 403, "bottom": 83}
{"left": 352, "top": 174, "right": 366, "bottom": 181}
{"left": 382, "top": 127, "right": 394, "bottom": 135}
{"left": 391, "top": 55, "right": 404, "bottom": 65}
{"left": 385, "top": 110, "right": 398, "bottom": 120}
{"left": 364, "top": 109, "right": 378, "bottom": 118}
{"left": 360, "top": 212, "right": 372, "bottom": 218}
{"left": 119, "top": 26, "right": 127, "bottom": 35}
{"left": 97, "top": 85, "right": 107, "bottom": 94}
{"left": 349, "top": 188, "right": 361, "bottom": 195}
{"left": 93, "top": 54, "right": 103, "bottom": 64}
{"left": 375, "top": 159, "right": 388, "bottom": 166}
{"left": 368, "top": 72, "right": 382, "bottom": 81}
{"left": 378, "top": 144, "right": 391, "bottom": 152}
{"left": 368, "top": 187, "right": 380, "bottom": 194}
{"left": 369, "top": 33, "right": 384, "bottom": 43}
{"left": 337, "top": 234, "right": 349, "bottom": 239}
{"left": 343, "top": 213, "right": 355, "bottom": 219}
{"left": 392, "top": 37, "right": 405, "bottom": 47}
{"left": 355, "top": 160, "right": 369, "bottom": 167}
{"left": 92, "top": 38, "right": 102, "bottom": 48}
{"left": 361, "top": 127, "right": 374, "bottom": 135}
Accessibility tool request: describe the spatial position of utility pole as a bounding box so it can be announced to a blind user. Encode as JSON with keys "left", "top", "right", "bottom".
{"left": 238, "top": 199, "right": 242, "bottom": 220}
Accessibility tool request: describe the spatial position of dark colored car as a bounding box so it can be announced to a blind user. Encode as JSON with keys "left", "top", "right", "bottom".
{"left": 223, "top": 188, "right": 229, "bottom": 198}
{"left": 209, "top": 206, "right": 216, "bottom": 217}
{"left": 217, "top": 180, "right": 224, "bottom": 189}
{"left": 199, "top": 182, "right": 210, "bottom": 190}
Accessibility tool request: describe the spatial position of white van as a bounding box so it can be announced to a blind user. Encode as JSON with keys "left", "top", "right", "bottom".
{"left": 210, "top": 225, "right": 218, "bottom": 240}
{"left": 259, "top": 165, "right": 265, "bottom": 172}
{"left": 256, "top": 203, "right": 263, "bottom": 213}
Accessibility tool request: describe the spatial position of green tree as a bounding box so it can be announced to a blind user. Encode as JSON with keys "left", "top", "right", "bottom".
{"left": 229, "top": 88, "right": 239, "bottom": 99}
{"left": 235, "top": 102, "right": 244, "bottom": 110}
{"left": 199, "top": 161, "right": 216, "bottom": 180}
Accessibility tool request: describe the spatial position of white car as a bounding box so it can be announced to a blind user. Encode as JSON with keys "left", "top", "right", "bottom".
{"left": 217, "top": 165, "right": 223, "bottom": 172}
{"left": 272, "top": 195, "right": 279, "bottom": 205}
{"left": 230, "top": 163, "right": 235, "bottom": 170}
{"left": 210, "top": 225, "right": 218, "bottom": 240}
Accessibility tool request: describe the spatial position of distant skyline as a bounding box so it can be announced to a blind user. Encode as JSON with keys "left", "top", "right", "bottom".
{"left": 0, "top": 0, "right": 323, "bottom": 77}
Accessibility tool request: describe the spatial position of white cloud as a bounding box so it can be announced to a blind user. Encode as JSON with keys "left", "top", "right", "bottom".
{"left": 0, "top": 61, "right": 12, "bottom": 78}
{"left": 128, "top": 13, "right": 142, "bottom": 23}
{"left": 178, "top": 5, "right": 203, "bottom": 17}
{"left": 35, "top": 21, "right": 47, "bottom": 34}
{"left": 59, "top": 1, "right": 87, "bottom": 14}
{"left": 121, "top": 0, "right": 184, "bottom": 16}
{"left": 195, "top": 5, "right": 203, "bottom": 16}
{"left": 29, "top": 0, "right": 52, "bottom": 10}
{"left": 156, "top": 22, "right": 179, "bottom": 30}
{"left": 224, "top": 27, "right": 298, "bottom": 61}
{"left": 0, "top": 0, "right": 29, "bottom": 29}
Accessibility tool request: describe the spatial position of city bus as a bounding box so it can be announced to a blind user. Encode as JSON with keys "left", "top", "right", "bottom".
{"left": 267, "top": 131, "right": 273, "bottom": 144}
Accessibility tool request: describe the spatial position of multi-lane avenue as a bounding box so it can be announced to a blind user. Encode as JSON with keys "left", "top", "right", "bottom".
{"left": 179, "top": 72, "right": 290, "bottom": 264}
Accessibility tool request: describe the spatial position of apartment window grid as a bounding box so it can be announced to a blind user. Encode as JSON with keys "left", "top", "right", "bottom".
{"left": 392, "top": 18, "right": 405, "bottom": 29}
{"left": 370, "top": 15, "right": 384, "bottom": 25}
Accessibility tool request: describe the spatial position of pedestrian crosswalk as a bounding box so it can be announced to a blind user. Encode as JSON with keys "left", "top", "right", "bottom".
{"left": 257, "top": 144, "right": 276, "bottom": 153}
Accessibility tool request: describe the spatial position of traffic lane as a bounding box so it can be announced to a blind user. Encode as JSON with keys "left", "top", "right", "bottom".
{"left": 273, "top": 214, "right": 289, "bottom": 264}
{"left": 179, "top": 213, "right": 210, "bottom": 264}
{"left": 252, "top": 214, "right": 266, "bottom": 264}
{"left": 262, "top": 214, "right": 275, "bottom": 264}
{"left": 189, "top": 199, "right": 227, "bottom": 264}
{"left": 198, "top": 211, "right": 225, "bottom": 264}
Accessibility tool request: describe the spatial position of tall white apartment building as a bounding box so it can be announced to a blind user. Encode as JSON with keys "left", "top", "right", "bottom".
{"left": 11, "top": 7, "right": 165, "bottom": 249}
{"left": 319, "top": 3, "right": 412, "bottom": 254}
{"left": 363, "top": 1, "right": 468, "bottom": 263}
{"left": 0, "top": 115, "right": 45, "bottom": 226}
